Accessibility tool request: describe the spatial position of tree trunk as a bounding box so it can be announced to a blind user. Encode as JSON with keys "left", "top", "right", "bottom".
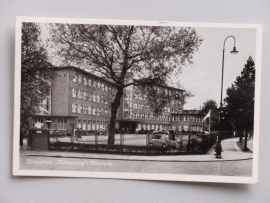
{"left": 244, "top": 129, "right": 248, "bottom": 151}
{"left": 239, "top": 130, "right": 243, "bottom": 142}
{"left": 108, "top": 87, "right": 124, "bottom": 144}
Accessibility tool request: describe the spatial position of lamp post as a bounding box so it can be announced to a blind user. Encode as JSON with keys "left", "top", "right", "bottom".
{"left": 219, "top": 36, "right": 239, "bottom": 142}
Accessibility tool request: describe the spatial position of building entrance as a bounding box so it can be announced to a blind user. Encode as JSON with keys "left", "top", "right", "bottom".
{"left": 119, "top": 121, "right": 138, "bottom": 134}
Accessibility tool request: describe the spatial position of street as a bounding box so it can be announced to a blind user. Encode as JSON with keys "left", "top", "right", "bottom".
{"left": 19, "top": 137, "right": 253, "bottom": 176}
{"left": 19, "top": 155, "right": 252, "bottom": 176}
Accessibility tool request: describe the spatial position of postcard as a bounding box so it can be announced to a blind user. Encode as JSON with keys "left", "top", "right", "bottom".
{"left": 13, "top": 16, "right": 262, "bottom": 184}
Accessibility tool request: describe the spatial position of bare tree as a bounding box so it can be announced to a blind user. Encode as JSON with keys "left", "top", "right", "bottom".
{"left": 49, "top": 24, "right": 203, "bottom": 144}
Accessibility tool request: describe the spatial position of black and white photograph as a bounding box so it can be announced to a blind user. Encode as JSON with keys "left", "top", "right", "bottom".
{"left": 13, "top": 17, "right": 262, "bottom": 184}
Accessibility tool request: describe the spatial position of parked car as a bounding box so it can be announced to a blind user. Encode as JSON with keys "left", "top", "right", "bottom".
{"left": 149, "top": 132, "right": 177, "bottom": 149}
{"left": 96, "top": 128, "right": 107, "bottom": 135}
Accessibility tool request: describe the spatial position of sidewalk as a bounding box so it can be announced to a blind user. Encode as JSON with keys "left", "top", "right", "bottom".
{"left": 20, "top": 138, "right": 253, "bottom": 162}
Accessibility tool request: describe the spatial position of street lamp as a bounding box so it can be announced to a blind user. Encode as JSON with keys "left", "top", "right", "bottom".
{"left": 219, "top": 36, "right": 239, "bottom": 140}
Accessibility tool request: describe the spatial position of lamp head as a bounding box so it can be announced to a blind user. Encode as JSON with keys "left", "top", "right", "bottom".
{"left": 230, "top": 46, "right": 239, "bottom": 54}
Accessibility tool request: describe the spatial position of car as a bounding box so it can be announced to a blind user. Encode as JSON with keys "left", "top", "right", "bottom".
{"left": 149, "top": 132, "right": 177, "bottom": 149}
{"left": 96, "top": 128, "right": 107, "bottom": 135}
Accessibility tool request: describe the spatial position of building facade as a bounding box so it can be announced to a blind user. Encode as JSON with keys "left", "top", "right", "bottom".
{"left": 33, "top": 66, "right": 203, "bottom": 133}
{"left": 170, "top": 110, "right": 205, "bottom": 132}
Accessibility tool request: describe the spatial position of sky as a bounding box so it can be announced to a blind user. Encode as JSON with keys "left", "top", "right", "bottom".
{"left": 40, "top": 24, "right": 257, "bottom": 110}
{"left": 176, "top": 27, "right": 257, "bottom": 110}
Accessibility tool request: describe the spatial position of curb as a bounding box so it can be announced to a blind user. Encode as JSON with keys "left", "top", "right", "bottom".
{"left": 21, "top": 153, "right": 253, "bottom": 163}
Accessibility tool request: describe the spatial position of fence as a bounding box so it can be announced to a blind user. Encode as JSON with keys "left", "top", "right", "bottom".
{"left": 48, "top": 130, "right": 217, "bottom": 155}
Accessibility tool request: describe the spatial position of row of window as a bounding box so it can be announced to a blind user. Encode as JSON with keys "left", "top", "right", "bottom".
{"left": 77, "top": 120, "right": 108, "bottom": 131}
{"left": 72, "top": 89, "right": 112, "bottom": 104}
{"left": 123, "top": 100, "right": 181, "bottom": 113}
{"left": 136, "top": 124, "right": 202, "bottom": 132}
{"left": 72, "top": 104, "right": 111, "bottom": 117}
{"left": 123, "top": 111, "right": 203, "bottom": 122}
{"left": 72, "top": 75, "right": 117, "bottom": 94}
{"left": 34, "top": 118, "right": 67, "bottom": 130}
{"left": 133, "top": 86, "right": 182, "bottom": 97}
{"left": 172, "top": 116, "right": 203, "bottom": 122}
{"left": 123, "top": 112, "right": 171, "bottom": 121}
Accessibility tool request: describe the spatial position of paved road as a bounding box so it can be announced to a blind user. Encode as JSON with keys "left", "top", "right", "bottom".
{"left": 19, "top": 138, "right": 253, "bottom": 176}
{"left": 19, "top": 155, "right": 252, "bottom": 176}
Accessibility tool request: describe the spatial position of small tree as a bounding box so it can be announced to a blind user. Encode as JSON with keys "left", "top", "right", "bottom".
{"left": 49, "top": 24, "right": 203, "bottom": 144}
{"left": 200, "top": 99, "right": 219, "bottom": 131}
{"left": 224, "top": 56, "right": 255, "bottom": 150}
{"left": 21, "top": 23, "right": 53, "bottom": 129}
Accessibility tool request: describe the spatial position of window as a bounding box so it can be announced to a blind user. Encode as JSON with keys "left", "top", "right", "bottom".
{"left": 88, "top": 93, "right": 92, "bottom": 101}
{"left": 72, "top": 104, "right": 77, "bottom": 113}
{"left": 133, "top": 103, "right": 137, "bottom": 109}
{"left": 57, "top": 119, "right": 67, "bottom": 130}
{"left": 173, "top": 116, "right": 176, "bottom": 121}
{"left": 34, "top": 118, "right": 43, "bottom": 127}
{"left": 143, "top": 95, "right": 147, "bottom": 100}
{"left": 92, "top": 121, "right": 96, "bottom": 130}
{"left": 123, "top": 110, "right": 129, "bottom": 118}
{"left": 97, "top": 95, "right": 100, "bottom": 103}
{"left": 83, "top": 106, "right": 87, "bottom": 114}
{"left": 101, "top": 83, "right": 104, "bottom": 91}
{"left": 184, "top": 116, "right": 188, "bottom": 121}
{"left": 143, "top": 114, "right": 146, "bottom": 119}
{"left": 98, "top": 81, "right": 101, "bottom": 89}
{"left": 96, "top": 121, "right": 100, "bottom": 129}
{"left": 88, "top": 79, "right": 92, "bottom": 86}
{"left": 77, "top": 90, "right": 82, "bottom": 99}
{"left": 164, "top": 107, "right": 167, "bottom": 112}
{"left": 78, "top": 105, "right": 83, "bottom": 113}
{"left": 168, "top": 116, "right": 170, "bottom": 121}
{"left": 134, "top": 113, "right": 137, "bottom": 119}
{"left": 72, "top": 89, "right": 77, "bottom": 98}
{"left": 168, "top": 107, "right": 170, "bottom": 113}
{"left": 72, "top": 75, "right": 77, "bottom": 83}
{"left": 101, "top": 95, "right": 104, "bottom": 103}
{"left": 179, "top": 116, "right": 183, "bottom": 121}
{"left": 78, "top": 75, "right": 82, "bottom": 84}
{"left": 105, "top": 85, "right": 108, "bottom": 92}
{"left": 92, "top": 107, "right": 96, "bottom": 115}
{"left": 123, "top": 99, "right": 129, "bottom": 109}
{"left": 93, "top": 94, "right": 96, "bottom": 102}
{"left": 178, "top": 126, "right": 182, "bottom": 132}
{"left": 84, "top": 77, "right": 87, "bottom": 85}
{"left": 88, "top": 120, "right": 91, "bottom": 130}
{"left": 97, "top": 107, "right": 101, "bottom": 115}
{"left": 101, "top": 108, "right": 104, "bottom": 116}
{"left": 83, "top": 92, "right": 87, "bottom": 100}
{"left": 77, "top": 120, "right": 81, "bottom": 129}
{"left": 93, "top": 80, "right": 97, "bottom": 88}
{"left": 83, "top": 120, "right": 87, "bottom": 130}
{"left": 148, "top": 114, "right": 151, "bottom": 120}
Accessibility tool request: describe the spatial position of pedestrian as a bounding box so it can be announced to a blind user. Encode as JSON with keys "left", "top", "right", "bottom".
{"left": 20, "top": 128, "right": 24, "bottom": 149}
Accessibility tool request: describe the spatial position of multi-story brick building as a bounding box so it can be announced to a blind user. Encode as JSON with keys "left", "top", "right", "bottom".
{"left": 33, "top": 66, "right": 117, "bottom": 131}
{"left": 170, "top": 110, "right": 205, "bottom": 132}
{"left": 33, "top": 66, "right": 204, "bottom": 133}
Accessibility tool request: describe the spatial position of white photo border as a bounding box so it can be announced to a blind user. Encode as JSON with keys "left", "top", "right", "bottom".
{"left": 13, "top": 16, "right": 263, "bottom": 184}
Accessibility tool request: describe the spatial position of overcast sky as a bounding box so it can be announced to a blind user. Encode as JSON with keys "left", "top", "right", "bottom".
{"left": 176, "top": 27, "right": 257, "bottom": 110}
